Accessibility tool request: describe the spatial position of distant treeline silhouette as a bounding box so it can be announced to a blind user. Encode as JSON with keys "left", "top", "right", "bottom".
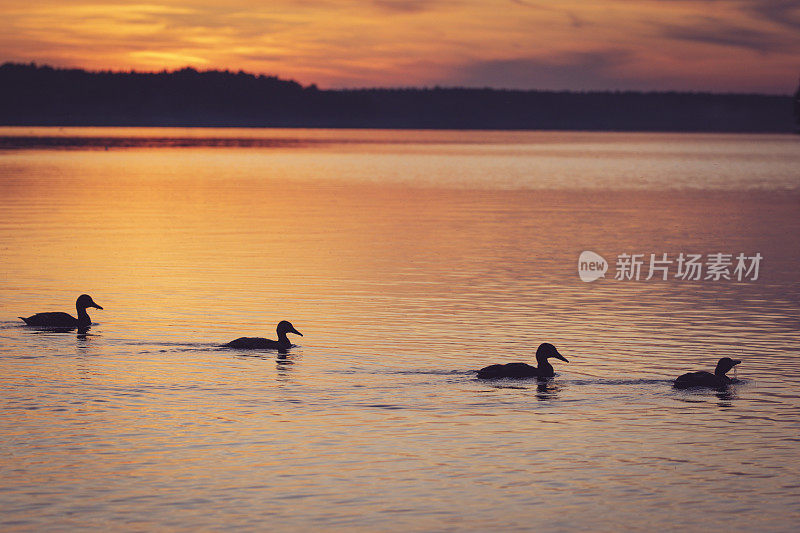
{"left": 0, "top": 62, "right": 795, "bottom": 132}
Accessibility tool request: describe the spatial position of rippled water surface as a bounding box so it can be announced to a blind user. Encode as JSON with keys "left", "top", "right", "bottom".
{"left": 1, "top": 128, "right": 799, "bottom": 531}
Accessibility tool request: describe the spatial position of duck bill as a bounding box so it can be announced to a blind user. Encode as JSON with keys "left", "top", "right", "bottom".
{"left": 731, "top": 359, "right": 741, "bottom": 366}
{"left": 92, "top": 303, "right": 103, "bottom": 310}
{"left": 290, "top": 327, "right": 303, "bottom": 336}
{"left": 554, "top": 352, "right": 568, "bottom": 363}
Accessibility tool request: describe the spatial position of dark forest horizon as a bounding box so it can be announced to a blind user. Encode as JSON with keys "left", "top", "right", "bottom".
{"left": 5, "top": 61, "right": 798, "bottom": 95}
{"left": 1, "top": 62, "right": 797, "bottom": 132}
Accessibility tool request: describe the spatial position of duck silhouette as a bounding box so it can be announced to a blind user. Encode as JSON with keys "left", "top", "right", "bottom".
{"left": 477, "top": 343, "right": 568, "bottom": 379}
{"left": 223, "top": 321, "right": 303, "bottom": 350}
{"left": 19, "top": 294, "right": 103, "bottom": 330}
{"left": 673, "top": 357, "right": 741, "bottom": 389}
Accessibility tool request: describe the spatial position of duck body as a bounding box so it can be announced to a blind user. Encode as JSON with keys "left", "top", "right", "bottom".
{"left": 20, "top": 311, "right": 83, "bottom": 328}
{"left": 477, "top": 362, "right": 541, "bottom": 379}
{"left": 674, "top": 357, "right": 741, "bottom": 389}
{"left": 224, "top": 337, "right": 295, "bottom": 350}
{"left": 19, "top": 294, "right": 103, "bottom": 330}
{"left": 223, "top": 320, "right": 302, "bottom": 350}
{"left": 477, "top": 343, "right": 568, "bottom": 379}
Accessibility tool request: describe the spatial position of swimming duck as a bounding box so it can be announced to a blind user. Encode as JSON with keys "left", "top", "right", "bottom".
{"left": 223, "top": 320, "right": 303, "bottom": 350}
{"left": 673, "top": 357, "right": 741, "bottom": 389}
{"left": 19, "top": 294, "right": 103, "bottom": 330}
{"left": 477, "top": 343, "right": 568, "bottom": 379}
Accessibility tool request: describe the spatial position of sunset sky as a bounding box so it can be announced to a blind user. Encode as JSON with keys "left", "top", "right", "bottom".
{"left": 1, "top": 0, "right": 798, "bottom": 93}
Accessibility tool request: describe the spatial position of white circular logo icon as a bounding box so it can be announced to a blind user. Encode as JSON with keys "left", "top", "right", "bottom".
{"left": 578, "top": 251, "right": 608, "bottom": 282}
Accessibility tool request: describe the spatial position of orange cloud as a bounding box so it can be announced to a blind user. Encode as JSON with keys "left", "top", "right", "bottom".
{"left": 0, "top": 0, "right": 797, "bottom": 92}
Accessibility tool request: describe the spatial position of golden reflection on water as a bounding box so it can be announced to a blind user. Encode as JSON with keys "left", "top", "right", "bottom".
{"left": 1, "top": 130, "right": 799, "bottom": 530}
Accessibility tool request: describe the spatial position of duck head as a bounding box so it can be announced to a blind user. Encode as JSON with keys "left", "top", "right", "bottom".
{"left": 76, "top": 294, "right": 103, "bottom": 311}
{"left": 714, "top": 357, "right": 741, "bottom": 376}
{"left": 277, "top": 320, "right": 303, "bottom": 337}
{"left": 536, "top": 342, "right": 568, "bottom": 363}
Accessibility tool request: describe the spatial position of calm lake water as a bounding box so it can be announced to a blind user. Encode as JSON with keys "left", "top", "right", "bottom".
{"left": 1, "top": 128, "right": 799, "bottom": 531}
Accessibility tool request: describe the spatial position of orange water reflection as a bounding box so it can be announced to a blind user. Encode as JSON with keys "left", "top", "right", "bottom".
{"left": 0, "top": 130, "right": 799, "bottom": 530}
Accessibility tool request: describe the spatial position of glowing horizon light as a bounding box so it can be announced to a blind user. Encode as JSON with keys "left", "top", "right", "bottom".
{"left": 0, "top": 0, "right": 797, "bottom": 93}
